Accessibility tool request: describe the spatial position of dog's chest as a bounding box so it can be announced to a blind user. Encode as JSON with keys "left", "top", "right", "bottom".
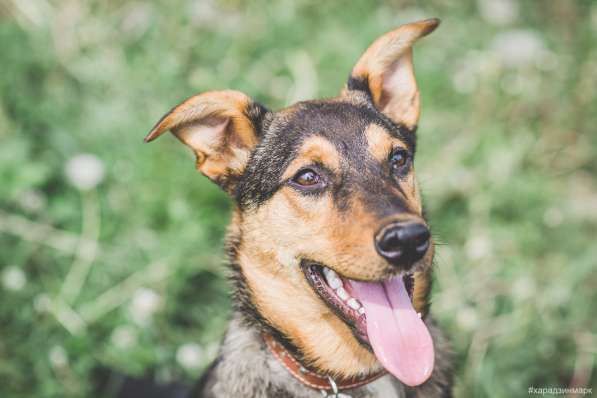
{"left": 208, "top": 317, "right": 407, "bottom": 398}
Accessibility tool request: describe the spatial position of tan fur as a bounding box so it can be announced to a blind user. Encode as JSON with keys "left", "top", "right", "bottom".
{"left": 239, "top": 247, "right": 382, "bottom": 378}
{"left": 238, "top": 200, "right": 383, "bottom": 377}
{"left": 413, "top": 269, "right": 432, "bottom": 316}
{"left": 237, "top": 172, "right": 388, "bottom": 377}
{"left": 365, "top": 124, "right": 423, "bottom": 214}
{"left": 412, "top": 176, "right": 423, "bottom": 214}
{"left": 144, "top": 90, "right": 257, "bottom": 189}
{"left": 283, "top": 136, "right": 341, "bottom": 180}
{"left": 350, "top": 19, "right": 439, "bottom": 129}
{"left": 236, "top": 185, "right": 431, "bottom": 378}
{"left": 401, "top": 170, "right": 423, "bottom": 214}
{"left": 365, "top": 123, "right": 408, "bottom": 162}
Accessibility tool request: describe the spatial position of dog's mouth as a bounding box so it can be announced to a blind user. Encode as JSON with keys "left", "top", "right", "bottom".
{"left": 301, "top": 261, "right": 434, "bottom": 387}
{"left": 302, "top": 262, "right": 415, "bottom": 345}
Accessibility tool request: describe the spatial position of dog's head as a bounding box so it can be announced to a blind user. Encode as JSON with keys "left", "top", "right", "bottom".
{"left": 147, "top": 19, "right": 439, "bottom": 387}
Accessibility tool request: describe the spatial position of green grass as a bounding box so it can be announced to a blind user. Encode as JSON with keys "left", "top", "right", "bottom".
{"left": 1, "top": 1, "right": 596, "bottom": 397}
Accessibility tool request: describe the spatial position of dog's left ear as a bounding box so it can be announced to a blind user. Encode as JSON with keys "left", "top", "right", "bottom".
{"left": 345, "top": 18, "right": 440, "bottom": 130}
{"left": 145, "top": 90, "right": 269, "bottom": 193}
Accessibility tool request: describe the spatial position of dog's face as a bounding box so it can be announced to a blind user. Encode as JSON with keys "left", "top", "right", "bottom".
{"left": 239, "top": 97, "right": 431, "bottom": 280}
{"left": 147, "top": 19, "right": 439, "bottom": 386}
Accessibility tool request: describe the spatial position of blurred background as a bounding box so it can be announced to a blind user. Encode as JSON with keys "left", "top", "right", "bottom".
{"left": 1, "top": 0, "right": 596, "bottom": 397}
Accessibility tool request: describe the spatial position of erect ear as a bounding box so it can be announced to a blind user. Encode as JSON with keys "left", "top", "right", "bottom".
{"left": 345, "top": 18, "right": 440, "bottom": 130}
{"left": 145, "top": 90, "right": 269, "bottom": 193}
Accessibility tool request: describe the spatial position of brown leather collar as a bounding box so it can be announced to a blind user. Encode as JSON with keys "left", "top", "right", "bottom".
{"left": 263, "top": 333, "right": 386, "bottom": 392}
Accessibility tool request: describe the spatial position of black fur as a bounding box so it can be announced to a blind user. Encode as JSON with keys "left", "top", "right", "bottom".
{"left": 236, "top": 100, "right": 415, "bottom": 211}
{"left": 347, "top": 75, "right": 372, "bottom": 97}
{"left": 244, "top": 101, "right": 272, "bottom": 138}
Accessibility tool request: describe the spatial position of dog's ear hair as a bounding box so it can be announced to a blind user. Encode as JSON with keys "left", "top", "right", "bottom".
{"left": 344, "top": 18, "right": 440, "bottom": 130}
{"left": 145, "top": 90, "right": 269, "bottom": 192}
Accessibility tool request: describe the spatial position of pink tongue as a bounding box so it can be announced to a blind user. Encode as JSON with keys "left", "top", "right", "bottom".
{"left": 350, "top": 277, "right": 434, "bottom": 387}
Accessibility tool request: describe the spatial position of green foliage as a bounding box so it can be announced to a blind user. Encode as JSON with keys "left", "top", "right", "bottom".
{"left": 1, "top": 1, "right": 595, "bottom": 397}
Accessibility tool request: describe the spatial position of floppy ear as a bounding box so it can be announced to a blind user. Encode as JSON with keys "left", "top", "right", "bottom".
{"left": 145, "top": 90, "right": 268, "bottom": 192}
{"left": 345, "top": 18, "right": 440, "bottom": 130}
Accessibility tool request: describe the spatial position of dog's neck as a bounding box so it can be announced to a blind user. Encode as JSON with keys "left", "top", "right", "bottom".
{"left": 262, "top": 332, "right": 387, "bottom": 392}
{"left": 201, "top": 313, "right": 404, "bottom": 398}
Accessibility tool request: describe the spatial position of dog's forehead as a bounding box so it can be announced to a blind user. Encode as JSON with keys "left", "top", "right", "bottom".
{"left": 266, "top": 99, "right": 412, "bottom": 155}
{"left": 274, "top": 100, "right": 380, "bottom": 142}
{"left": 236, "top": 99, "right": 411, "bottom": 208}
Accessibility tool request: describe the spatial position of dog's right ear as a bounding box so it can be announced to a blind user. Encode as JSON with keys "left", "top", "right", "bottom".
{"left": 145, "top": 90, "right": 269, "bottom": 193}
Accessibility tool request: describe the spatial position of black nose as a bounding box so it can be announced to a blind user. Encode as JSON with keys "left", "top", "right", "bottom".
{"left": 375, "top": 222, "right": 430, "bottom": 268}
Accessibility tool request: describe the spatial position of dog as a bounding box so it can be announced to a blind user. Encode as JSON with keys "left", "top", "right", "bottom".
{"left": 145, "top": 18, "right": 453, "bottom": 398}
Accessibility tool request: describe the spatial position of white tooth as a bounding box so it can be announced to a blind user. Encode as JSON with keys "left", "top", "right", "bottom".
{"left": 328, "top": 277, "right": 342, "bottom": 289}
{"left": 323, "top": 268, "right": 342, "bottom": 289}
{"left": 323, "top": 267, "right": 337, "bottom": 279}
{"left": 347, "top": 298, "right": 361, "bottom": 310}
{"left": 417, "top": 312, "right": 422, "bottom": 318}
{"left": 323, "top": 267, "right": 338, "bottom": 278}
{"left": 336, "top": 287, "right": 349, "bottom": 301}
{"left": 358, "top": 307, "right": 366, "bottom": 315}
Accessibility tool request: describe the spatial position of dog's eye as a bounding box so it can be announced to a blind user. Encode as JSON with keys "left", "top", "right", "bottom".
{"left": 292, "top": 169, "right": 321, "bottom": 187}
{"left": 389, "top": 149, "right": 410, "bottom": 173}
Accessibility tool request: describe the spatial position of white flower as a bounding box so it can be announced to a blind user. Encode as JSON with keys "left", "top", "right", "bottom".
{"left": 49, "top": 345, "right": 68, "bottom": 367}
{"left": 111, "top": 325, "right": 138, "bottom": 349}
{"left": 18, "top": 189, "right": 46, "bottom": 212}
{"left": 549, "top": 285, "right": 570, "bottom": 306}
{"left": 491, "top": 30, "right": 546, "bottom": 68}
{"left": 134, "top": 229, "right": 159, "bottom": 251}
{"left": 129, "top": 288, "right": 161, "bottom": 325}
{"left": 456, "top": 306, "right": 479, "bottom": 330}
{"left": 512, "top": 276, "right": 536, "bottom": 300}
{"left": 65, "top": 153, "right": 105, "bottom": 190}
{"left": 543, "top": 207, "right": 563, "bottom": 227}
{"left": 176, "top": 343, "right": 204, "bottom": 370}
{"left": 466, "top": 235, "right": 492, "bottom": 260}
{"left": 451, "top": 69, "right": 477, "bottom": 94}
{"left": 121, "top": 3, "right": 152, "bottom": 40}
{"left": 477, "top": 0, "right": 518, "bottom": 26}
{"left": 2, "top": 266, "right": 26, "bottom": 291}
{"left": 285, "top": 51, "right": 318, "bottom": 104}
{"left": 189, "top": 0, "right": 220, "bottom": 25}
{"left": 33, "top": 293, "right": 51, "bottom": 312}
{"left": 450, "top": 50, "right": 494, "bottom": 94}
